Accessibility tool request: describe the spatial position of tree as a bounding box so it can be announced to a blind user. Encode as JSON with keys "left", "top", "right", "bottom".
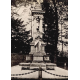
{"left": 57, "top": 2, "right": 68, "bottom": 57}
{"left": 42, "top": 0, "right": 58, "bottom": 56}
{"left": 42, "top": 0, "right": 68, "bottom": 62}
{"left": 11, "top": 17, "right": 31, "bottom": 54}
{"left": 11, "top": 0, "right": 33, "bottom": 54}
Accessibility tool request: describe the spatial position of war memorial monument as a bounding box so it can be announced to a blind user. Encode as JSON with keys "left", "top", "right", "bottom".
{"left": 11, "top": 1, "right": 68, "bottom": 80}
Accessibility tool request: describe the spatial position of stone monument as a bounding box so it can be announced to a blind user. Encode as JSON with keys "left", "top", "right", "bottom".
{"left": 19, "top": 1, "right": 56, "bottom": 70}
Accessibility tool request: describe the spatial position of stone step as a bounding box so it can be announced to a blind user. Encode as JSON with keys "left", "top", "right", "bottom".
{"left": 32, "top": 61, "right": 44, "bottom": 63}
{"left": 33, "top": 52, "right": 46, "bottom": 56}
{"left": 32, "top": 60, "right": 51, "bottom": 63}
{"left": 19, "top": 63, "right": 30, "bottom": 70}
{"left": 30, "top": 63, "right": 46, "bottom": 70}
{"left": 19, "top": 63, "right": 30, "bottom": 66}
{"left": 19, "top": 62, "right": 57, "bottom": 70}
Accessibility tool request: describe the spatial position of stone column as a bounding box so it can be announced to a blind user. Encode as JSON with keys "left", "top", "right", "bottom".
{"left": 40, "top": 17, "right": 43, "bottom": 32}
{"left": 32, "top": 16, "right": 33, "bottom": 37}
{"left": 33, "top": 17, "right": 36, "bottom": 40}
{"left": 40, "top": 17, "right": 43, "bottom": 38}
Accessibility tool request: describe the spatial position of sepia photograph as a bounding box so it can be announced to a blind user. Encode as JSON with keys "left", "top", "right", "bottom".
{"left": 11, "top": 0, "right": 68, "bottom": 80}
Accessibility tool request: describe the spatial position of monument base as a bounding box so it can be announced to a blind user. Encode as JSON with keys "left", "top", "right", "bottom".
{"left": 19, "top": 62, "right": 56, "bottom": 70}
{"left": 26, "top": 54, "right": 51, "bottom": 63}
{"left": 20, "top": 54, "right": 56, "bottom": 70}
{"left": 30, "top": 63, "right": 46, "bottom": 70}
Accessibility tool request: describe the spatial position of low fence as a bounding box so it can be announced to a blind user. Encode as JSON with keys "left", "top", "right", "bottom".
{"left": 11, "top": 67, "right": 68, "bottom": 80}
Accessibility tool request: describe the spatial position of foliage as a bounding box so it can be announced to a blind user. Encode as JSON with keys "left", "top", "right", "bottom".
{"left": 11, "top": 16, "right": 32, "bottom": 54}
{"left": 57, "top": 2, "right": 68, "bottom": 57}
{"left": 42, "top": 1, "right": 58, "bottom": 55}
{"left": 11, "top": 0, "right": 34, "bottom": 54}
{"left": 42, "top": 0, "right": 68, "bottom": 58}
{"left": 11, "top": 0, "right": 38, "bottom": 7}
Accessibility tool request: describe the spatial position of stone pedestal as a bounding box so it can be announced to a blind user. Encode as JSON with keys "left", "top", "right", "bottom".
{"left": 33, "top": 56, "right": 43, "bottom": 61}
{"left": 26, "top": 55, "right": 33, "bottom": 62}
{"left": 32, "top": 55, "right": 43, "bottom": 63}
{"left": 29, "top": 39, "right": 46, "bottom": 55}
{"left": 30, "top": 63, "right": 46, "bottom": 70}
{"left": 44, "top": 55, "right": 51, "bottom": 63}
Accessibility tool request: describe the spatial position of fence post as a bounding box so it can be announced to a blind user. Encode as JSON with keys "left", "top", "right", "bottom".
{"left": 39, "top": 66, "right": 42, "bottom": 80}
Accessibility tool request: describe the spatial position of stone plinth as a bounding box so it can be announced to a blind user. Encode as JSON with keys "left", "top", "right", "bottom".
{"left": 44, "top": 55, "right": 51, "bottom": 63}
{"left": 29, "top": 40, "right": 46, "bottom": 56}
{"left": 32, "top": 55, "right": 43, "bottom": 63}
{"left": 30, "top": 63, "right": 46, "bottom": 70}
{"left": 44, "top": 55, "right": 50, "bottom": 60}
{"left": 26, "top": 55, "right": 33, "bottom": 62}
{"left": 33, "top": 52, "right": 46, "bottom": 56}
{"left": 19, "top": 62, "right": 57, "bottom": 70}
{"left": 33, "top": 56, "right": 43, "bottom": 61}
